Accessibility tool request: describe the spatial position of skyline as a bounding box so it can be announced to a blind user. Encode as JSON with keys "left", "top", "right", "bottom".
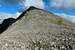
{"left": 0, "top": 0, "right": 75, "bottom": 23}
{"left": 0, "top": 0, "right": 75, "bottom": 15}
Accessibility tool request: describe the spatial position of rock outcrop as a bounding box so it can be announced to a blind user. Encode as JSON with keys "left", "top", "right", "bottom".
{"left": 0, "top": 7, "right": 75, "bottom": 50}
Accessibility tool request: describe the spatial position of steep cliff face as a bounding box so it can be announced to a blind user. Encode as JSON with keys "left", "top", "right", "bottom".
{"left": 0, "top": 8, "right": 75, "bottom": 50}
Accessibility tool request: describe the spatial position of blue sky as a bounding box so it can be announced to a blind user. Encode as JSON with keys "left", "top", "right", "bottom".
{"left": 0, "top": 4, "right": 22, "bottom": 14}
{"left": 64, "top": 8, "right": 75, "bottom": 16}
{"left": 0, "top": 0, "right": 75, "bottom": 15}
{"left": 43, "top": 0, "right": 75, "bottom": 16}
{"left": 0, "top": 0, "right": 75, "bottom": 23}
{"left": 0, "top": 0, "right": 23, "bottom": 14}
{"left": 45, "top": 8, "right": 75, "bottom": 16}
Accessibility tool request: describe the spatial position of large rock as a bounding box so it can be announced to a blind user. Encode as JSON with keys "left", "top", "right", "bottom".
{"left": 0, "top": 7, "right": 75, "bottom": 50}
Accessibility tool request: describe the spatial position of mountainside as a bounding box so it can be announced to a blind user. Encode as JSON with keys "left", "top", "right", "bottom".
{"left": 0, "top": 7, "right": 75, "bottom": 50}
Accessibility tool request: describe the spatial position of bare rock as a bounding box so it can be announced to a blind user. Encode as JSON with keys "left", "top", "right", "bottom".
{"left": 0, "top": 7, "right": 75, "bottom": 50}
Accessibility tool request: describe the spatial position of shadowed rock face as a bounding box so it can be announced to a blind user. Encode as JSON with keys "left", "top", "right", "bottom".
{"left": 0, "top": 7, "right": 75, "bottom": 50}
{"left": 0, "top": 18, "right": 15, "bottom": 33}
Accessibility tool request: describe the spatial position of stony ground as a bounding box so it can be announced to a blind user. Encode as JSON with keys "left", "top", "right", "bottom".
{"left": 0, "top": 8, "right": 75, "bottom": 50}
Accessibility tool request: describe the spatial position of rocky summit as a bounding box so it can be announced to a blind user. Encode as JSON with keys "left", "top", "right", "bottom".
{"left": 0, "top": 7, "right": 75, "bottom": 50}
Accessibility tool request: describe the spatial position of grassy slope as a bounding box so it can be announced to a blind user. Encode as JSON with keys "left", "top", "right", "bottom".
{"left": 0, "top": 8, "right": 75, "bottom": 50}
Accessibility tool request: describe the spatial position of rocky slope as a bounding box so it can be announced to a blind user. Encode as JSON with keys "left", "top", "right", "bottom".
{"left": 0, "top": 7, "right": 75, "bottom": 50}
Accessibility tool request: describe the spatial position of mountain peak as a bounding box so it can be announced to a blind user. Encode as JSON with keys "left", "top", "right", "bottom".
{"left": 0, "top": 8, "right": 75, "bottom": 50}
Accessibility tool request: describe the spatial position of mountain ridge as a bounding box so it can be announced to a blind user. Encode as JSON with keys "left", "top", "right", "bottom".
{"left": 0, "top": 7, "right": 75, "bottom": 50}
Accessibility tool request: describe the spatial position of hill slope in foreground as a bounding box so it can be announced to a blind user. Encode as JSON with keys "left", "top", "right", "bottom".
{"left": 0, "top": 8, "right": 75, "bottom": 50}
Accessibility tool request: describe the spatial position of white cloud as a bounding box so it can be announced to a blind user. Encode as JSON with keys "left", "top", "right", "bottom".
{"left": 54, "top": 13, "right": 75, "bottom": 23}
{"left": 0, "top": 12, "right": 21, "bottom": 24}
{"left": 51, "top": 0, "right": 64, "bottom": 8}
{"left": 13, "top": 12, "right": 21, "bottom": 19}
{"left": 0, "top": 12, "right": 21, "bottom": 19}
{"left": 51, "top": 0, "right": 75, "bottom": 8}
{"left": 64, "top": 0, "right": 75, "bottom": 8}
{"left": 25, "top": 0, "right": 44, "bottom": 9}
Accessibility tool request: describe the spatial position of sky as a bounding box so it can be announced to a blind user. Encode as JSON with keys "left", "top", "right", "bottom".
{"left": 43, "top": 0, "right": 75, "bottom": 16}
{"left": 0, "top": 0, "right": 75, "bottom": 23}
{"left": 0, "top": 0, "right": 24, "bottom": 14}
